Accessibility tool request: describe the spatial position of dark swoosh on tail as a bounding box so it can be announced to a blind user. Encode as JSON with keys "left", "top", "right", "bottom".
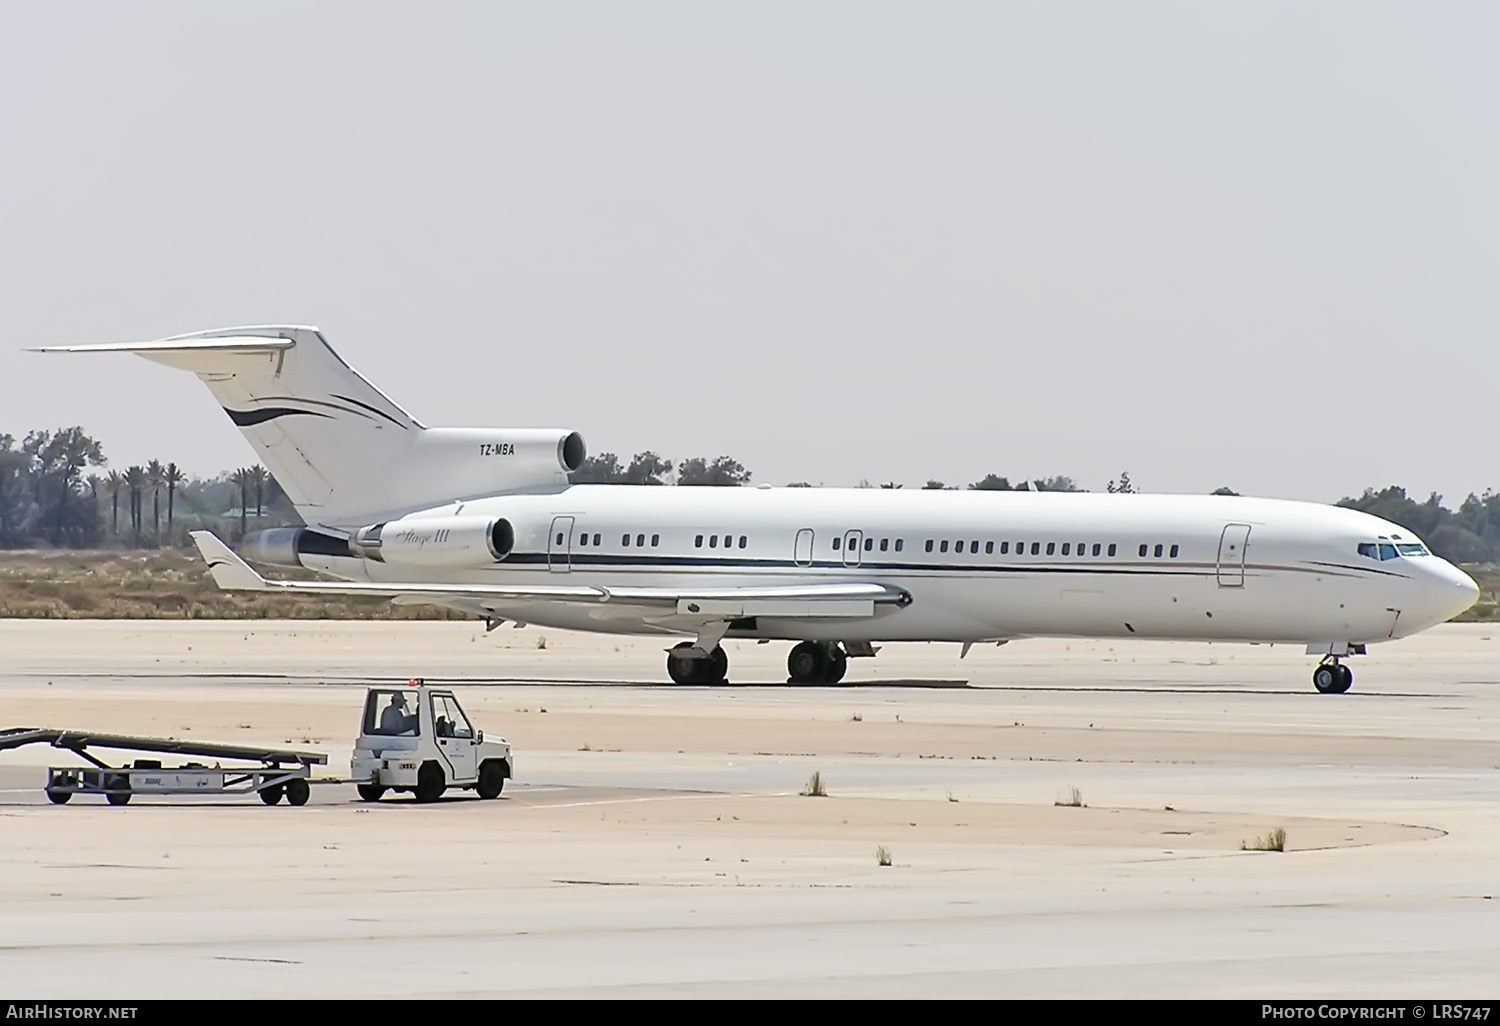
{"left": 223, "top": 407, "right": 334, "bottom": 427}
{"left": 330, "top": 393, "right": 407, "bottom": 429}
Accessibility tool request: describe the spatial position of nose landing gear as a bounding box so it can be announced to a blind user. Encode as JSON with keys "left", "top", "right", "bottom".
{"left": 1312, "top": 657, "right": 1353, "bottom": 694}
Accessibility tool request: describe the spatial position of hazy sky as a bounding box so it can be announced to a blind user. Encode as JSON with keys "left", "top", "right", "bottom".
{"left": 3, "top": 3, "right": 1497, "bottom": 504}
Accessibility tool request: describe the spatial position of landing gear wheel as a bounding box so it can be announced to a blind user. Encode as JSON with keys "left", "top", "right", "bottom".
{"left": 788, "top": 641, "right": 828, "bottom": 685}
{"left": 284, "top": 777, "right": 310, "bottom": 807}
{"left": 824, "top": 647, "right": 848, "bottom": 684}
{"left": 477, "top": 761, "right": 506, "bottom": 799}
{"left": 260, "top": 783, "right": 284, "bottom": 805}
{"left": 708, "top": 645, "right": 729, "bottom": 684}
{"left": 668, "top": 642, "right": 700, "bottom": 684}
{"left": 667, "top": 642, "right": 727, "bottom": 684}
{"left": 357, "top": 783, "right": 386, "bottom": 802}
{"left": 105, "top": 774, "right": 131, "bottom": 806}
{"left": 1312, "top": 662, "right": 1350, "bottom": 694}
{"left": 415, "top": 762, "right": 445, "bottom": 803}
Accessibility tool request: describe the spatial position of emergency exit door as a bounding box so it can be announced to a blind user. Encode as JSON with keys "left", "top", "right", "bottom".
{"left": 1217, "top": 523, "right": 1251, "bottom": 587}
{"left": 548, "top": 516, "right": 574, "bottom": 572}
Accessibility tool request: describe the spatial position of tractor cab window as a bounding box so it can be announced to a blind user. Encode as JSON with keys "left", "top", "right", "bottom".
{"left": 365, "top": 689, "right": 420, "bottom": 736}
{"left": 433, "top": 694, "right": 474, "bottom": 739}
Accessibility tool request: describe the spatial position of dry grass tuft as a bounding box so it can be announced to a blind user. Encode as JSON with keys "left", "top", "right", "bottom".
{"left": 1055, "top": 786, "right": 1084, "bottom": 807}
{"left": 1242, "top": 827, "right": 1287, "bottom": 852}
{"left": 800, "top": 771, "right": 827, "bottom": 797}
{"left": 875, "top": 845, "right": 892, "bottom": 866}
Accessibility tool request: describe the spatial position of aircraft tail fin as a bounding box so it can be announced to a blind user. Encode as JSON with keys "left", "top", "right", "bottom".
{"left": 33, "top": 326, "right": 585, "bottom": 529}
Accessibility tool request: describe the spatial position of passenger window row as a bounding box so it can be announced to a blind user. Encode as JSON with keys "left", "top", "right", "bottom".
{"left": 832, "top": 537, "right": 905, "bottom": 552}
{"left": 695, "top": 534, "right": 749, "bottom": 549}
{"left": 568, "top": 529, "right": 1181, "bottom": 560}
{"left": 574, "top": 532, "right": 662, "bottom": 547}
{"left": 912, "top": 540, "right": 1185, "bottom": 558}
{"left": 922, "top": 539, "right": 1126, "bottom": 557}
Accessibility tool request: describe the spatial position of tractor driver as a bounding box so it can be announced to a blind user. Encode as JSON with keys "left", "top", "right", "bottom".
{"left": 380, "top": 693, "right": 415, "bottom": 735}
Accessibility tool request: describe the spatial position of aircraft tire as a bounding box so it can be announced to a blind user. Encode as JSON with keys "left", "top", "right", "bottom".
{"left": 708, "top": 645, "right": 729, "bottom": 683}
{"left": 667, "top": 642, "right": 703, "bottom": 684}
{"left": 787, "top": 641, "right": 827, "bottom": 685}
{"left": 823, "top": 646, "right": 848, "bottom": 684}
{"left": 1313, "top": 664, "right": 1343, "bottom": 694}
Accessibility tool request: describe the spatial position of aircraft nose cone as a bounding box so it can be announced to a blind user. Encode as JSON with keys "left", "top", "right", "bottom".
{"left": 1433, "top": 563, "right": 1481, "bottom": 621}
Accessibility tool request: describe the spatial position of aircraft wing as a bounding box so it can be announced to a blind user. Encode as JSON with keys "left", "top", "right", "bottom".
{"left": 189, "top": 531, "right": 910, "bottom": 618}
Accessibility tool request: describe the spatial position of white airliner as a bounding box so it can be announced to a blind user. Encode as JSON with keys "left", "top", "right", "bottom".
{"left": 37, "top": 325, "right": 1480, "bottom": 693}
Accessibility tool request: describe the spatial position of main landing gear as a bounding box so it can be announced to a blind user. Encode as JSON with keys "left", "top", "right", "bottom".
{"left": 667, "top": 641, "right": 729, "bottom": 684}
{"left": 787, "top": 641, "right": 847, "bottom": 685}
{"left": 1312, "top": 656, "right": 1353, "bottom": 694}
{"left": 664, "top": 640, "right": 853, "bottom": 685}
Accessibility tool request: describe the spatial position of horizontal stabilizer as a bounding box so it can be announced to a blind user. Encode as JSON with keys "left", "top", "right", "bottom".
{"left": 30, "top": 335, "right": 294, "bottom": 355}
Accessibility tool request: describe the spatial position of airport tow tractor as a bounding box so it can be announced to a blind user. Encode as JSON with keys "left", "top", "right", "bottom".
{"left": 0, "top": 682, "right": 511, "bottom": 807}
{"left": 350, "top": 681, "right": 513, "bottom": 803}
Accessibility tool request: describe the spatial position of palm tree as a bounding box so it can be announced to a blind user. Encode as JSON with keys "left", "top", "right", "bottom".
{"left": 106, "top": 470, "right": 123, "bottom": 538}
{"left": 249, "top": 464, "right": 267, "bottom": 519}
{"left": 232, "top": 467, "right": 250, "bottom": 540}
{"left": 124, "top": 465, "right": 145, "bottom": 547}
{"left": 146, "top": 459, "right": 165, "bottom": 546}
{"left": 165, "top": 463, "right": 185, "bottom": 545}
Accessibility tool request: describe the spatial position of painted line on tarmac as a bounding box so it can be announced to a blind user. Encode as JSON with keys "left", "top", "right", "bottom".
{"left": 515, "top": 791, "right": 793, "bottom": 810}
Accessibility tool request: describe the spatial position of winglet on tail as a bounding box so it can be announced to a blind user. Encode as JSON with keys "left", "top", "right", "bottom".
{"left": 190, "top": 531, "right": 271, "bottom": 591}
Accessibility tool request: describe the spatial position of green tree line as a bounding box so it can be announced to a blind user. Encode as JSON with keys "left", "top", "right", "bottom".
{"left": 0, "top": 427, "right": 299, "bottom": 550}
{"left": 6, "top": 429, "right": 1499, "bottom": 565}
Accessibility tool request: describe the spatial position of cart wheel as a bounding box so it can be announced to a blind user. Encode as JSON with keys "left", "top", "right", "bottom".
{"left": 414, "top": 762, "right": 445, "bottom": 803}
{"left": 285, "top": 778, "right": 310, "bottom": 807}
{"left": 105, "top": 774, "right": 131, "bottom": 806}
{"left": 46, "top": 789, "right": 71, "bottom": 805}
{"left": 260, "top": 784, "right": 284, "bottom": 805}
{"left": 357, "top": 784, "right": 386, "bottom": 802}
{"left": 476, "top": 761, "right": 506, "bottom": 799}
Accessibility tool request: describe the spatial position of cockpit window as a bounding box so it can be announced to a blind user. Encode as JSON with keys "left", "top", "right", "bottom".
{"left": 1358, "top": 541, "right": 1403, "bottom": 561}
{"left": 1397, "top": 543, "right": 1427, "bottom": 556}
{"left": 1357, "top": 543, "right": 1377, "bottom": 559}
{"left": 1378, "top": 543, "right": 1398, "bottom": 560}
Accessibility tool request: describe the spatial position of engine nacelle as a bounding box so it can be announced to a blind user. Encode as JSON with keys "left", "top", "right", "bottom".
{"left": 239, "top": 527, "right": 304, "bottom": 568}
{"left": 240, "top": 526, "right": 356, "bottom": 568}
{"left": 399, "top": 428, "right": 587, "bottom": 503}
{"left": 348, "top": 515, "right": 515, "bottom": 567}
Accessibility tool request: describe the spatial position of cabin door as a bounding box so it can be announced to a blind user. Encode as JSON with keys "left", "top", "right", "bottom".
{"left": 793, "top": 528, "right": 815, "bottom": 567}
{"left": 1216, "top": 524, "right": 1251, "bottom": 587}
